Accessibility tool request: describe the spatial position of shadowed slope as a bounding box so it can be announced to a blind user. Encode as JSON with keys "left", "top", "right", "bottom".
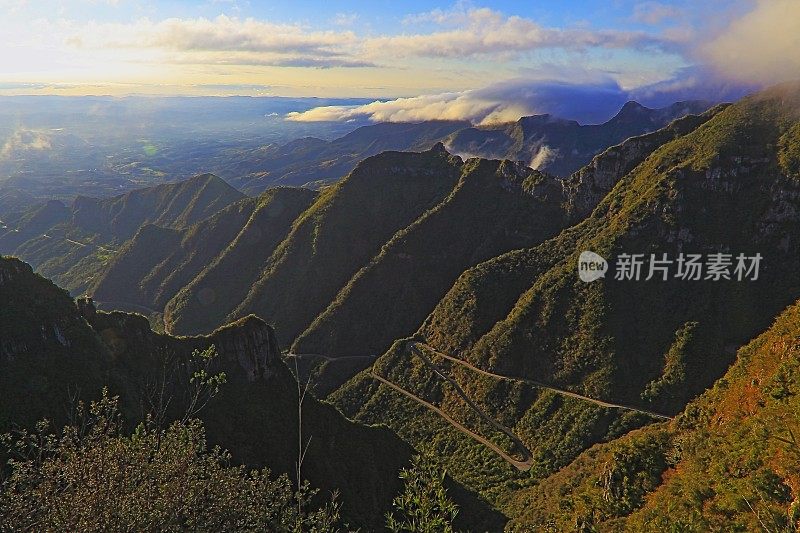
{"left": 227, "top": 144, "right": 464, "bottom": 344}
{"left": 293, "top": 106, "right": 725, "bottom": 396}
{"left": 332, "top": 83, "right": 800, "bottom": 503}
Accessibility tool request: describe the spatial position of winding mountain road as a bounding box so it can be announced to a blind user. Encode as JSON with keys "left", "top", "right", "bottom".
{"left": 369, "top": 369, "right": 534, "bottom": 471}
{"left": 284, "top": 353, "right": 379, "bottom": 362}
{"left": 412, "top": 341, "right": 673, "bottom": 421}
{"left": 408, "top": 343, "right": 534, "bottom": 469}
{"left": 282, "top": 340, "right": 672, "bottom": 470}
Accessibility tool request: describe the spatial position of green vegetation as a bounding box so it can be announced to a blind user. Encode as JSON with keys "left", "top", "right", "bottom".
{"left": 5, "top": 87, "right": 800, "bottom": 530}
{"left": 230, "top": 145, "right": 464, "bottom": 345}
{"left": 386, "top": 454, "right": 460, "bottom": 533}
{"left": 0, "top": 256, "right": 511, "bottom": 530}
{"left": 0, "top": 173, "right": 245, "bottom": 297}
{"left": 501, "top": 425, "right": 671, "bottom": 531}
{"left": 0, "top": 391, "right": 342, "bottom": 532}
{"left": 164, "top": 187, "right": 317, "bottom": 335}
{"left": 298, "top": 106, "right": 725, "bottom": 397}
{"left": 779, "top": 122, "right": 800, "bottom": 180}
{"left": 333, "top": 83, "right": 800, "bottom": 510}
{"left": 293, "top": 158, "right": 569, "bottom": 387}
{"left": 502, "top": 297, "right": 800, "bottom": 531}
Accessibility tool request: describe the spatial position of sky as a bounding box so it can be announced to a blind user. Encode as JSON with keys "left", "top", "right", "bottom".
{"left": 1, "top": 0, "right": 798, "bottom": 123}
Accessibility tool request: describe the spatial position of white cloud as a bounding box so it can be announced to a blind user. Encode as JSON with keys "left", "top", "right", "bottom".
{"left": 701, "top": 0, "right": 800, "bottom": 84}
{"left": 77, "top": 15, "right": 358, "bottom": 55}
{"left": 286, "top": 92, "right": 513, "bottom": 124}
{"left": 369, "top": 7, "right": 677, "bottom": 59}
{"left": 62, "top": 15, "right": 371, "bottom": 68}
{"left": 55, "top": 8, "right": 683, "bottom": 71}
{"left": 1, "top": 129, "right": 52, "bottom": 160}
{"left": 287, "top": 77, "right": 632, "bottom": 125}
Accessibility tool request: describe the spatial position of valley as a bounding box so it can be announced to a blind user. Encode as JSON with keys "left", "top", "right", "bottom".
{"left": 2, "top": 82, "right": 800, "bottom": 531}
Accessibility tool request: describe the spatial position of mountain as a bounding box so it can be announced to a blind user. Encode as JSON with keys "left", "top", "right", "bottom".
{"left": 226, "top": 120, "right": 470, "bottom": 193}
{"left": 71, "top": 173, "right": 245, "bottom": 240}
{"left": 292, "top": 106, "right": 725, "bottom": 397}
{"left": 330, "top": 83, "right": 800, "bottom": 507}
{"left": 445, "top": 100, "right": 712, "bottom": 176}
{"left": 166, "top": 144, "right": 465, "bottom": 340}
{"left": 163, "top": 187, "right": 318, "bottom": 335}
{"left": 221, "top": 102, "right": 711, "bottom": 194}
{"left": 0, "top": 174, "right": 246, "bottom": 296}
{"left": 0, "top": 255, "right": 503, "bottom": 530}
{"left": 502, "top": 297, "right": 800, "bottom": 531}
{"left": 0, "top": 186, "right": 37, "bottom": 222}
{"left": 159, "top": 106, "right": 721, "bottom": 374}
{"left": 0, "top": 199, "right": 70, "bottom": 251}
{"left": 91, "top": 187, "right": 317, "bottom": 319}
{"left": 288, "top": 158, "right": 568, "bottom": 393}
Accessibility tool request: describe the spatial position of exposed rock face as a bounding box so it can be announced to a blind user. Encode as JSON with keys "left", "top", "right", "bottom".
{"left": 78, "top": 297, "right": 280, "bottom": 383}
{"left": 204, "top": 315, "right": 281, "bottom": 381}
{"left": 562, "top": 105, "right": 728, "bottom": 218}
{"left": 0, "top": 257, "right": 91, "bottom": 360}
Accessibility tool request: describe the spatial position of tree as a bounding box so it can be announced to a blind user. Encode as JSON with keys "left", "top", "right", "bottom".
{"left": 0, "top": 390, "right": 341, "bottom": 532}
{"left": 386, "top": 454, "right": 459, "bottom": 533}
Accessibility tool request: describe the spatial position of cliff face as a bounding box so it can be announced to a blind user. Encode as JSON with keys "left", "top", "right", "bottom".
{"left": 0, "top": 256, "right": 27, "bottom": 286}
{"left": 204, "top": 316, "right": 281, "bottom": 382}
{"left": 78, "top": 298, "right": 280, "bottom": 383}
{"left": 562, "top": 104, "right": 728, "bottom": 218}
{"left": 0, "top": 258, "right": 96, "bottom": 361}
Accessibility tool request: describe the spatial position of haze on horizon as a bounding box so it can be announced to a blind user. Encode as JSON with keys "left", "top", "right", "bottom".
{"left": 1, "top": 0, "right": 798, "bottom": 124}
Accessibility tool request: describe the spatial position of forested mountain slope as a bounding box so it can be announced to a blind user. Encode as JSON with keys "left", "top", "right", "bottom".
{"left": 0, "top": 174, "right": 245, "bottom": 296}
{"left": 331, "top": 83, "right": 800, "bottom": 508}
{"left": 292, "top": 106, "right": 724, "bottom": 397}
{"left": 502, "top": 298, "right": 800, "bottom": 531}
{"left": 93, "top": 187, "right": 317, "bottom": 320}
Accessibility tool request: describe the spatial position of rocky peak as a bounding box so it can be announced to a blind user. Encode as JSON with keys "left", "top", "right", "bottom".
{"left": 429, "top": 141, "right": 449, "bottom": 155}
{"left": 206, "top": 315, "right": 281, "bottom": 382}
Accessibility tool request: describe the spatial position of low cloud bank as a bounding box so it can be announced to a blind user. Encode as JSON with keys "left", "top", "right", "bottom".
{"left": 0, "top": 129, "right": 52, "bottom": 160}
{"left": 286, "top": 72, "right": 753, "bottom": 126}
{"left": 286, "top": 78, "right": 633, "bottom": 126}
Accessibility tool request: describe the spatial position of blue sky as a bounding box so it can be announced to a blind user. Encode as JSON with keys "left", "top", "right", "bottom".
{"left": 0, "top": 0, "right": 796, "bottom": 123}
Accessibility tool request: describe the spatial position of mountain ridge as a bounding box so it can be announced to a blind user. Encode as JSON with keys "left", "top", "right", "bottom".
{"left": 330, "top": 83, "right": 800, "bottom": 507}
{"left": 445, "top": 99, "right": 712, "bottom": 176}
